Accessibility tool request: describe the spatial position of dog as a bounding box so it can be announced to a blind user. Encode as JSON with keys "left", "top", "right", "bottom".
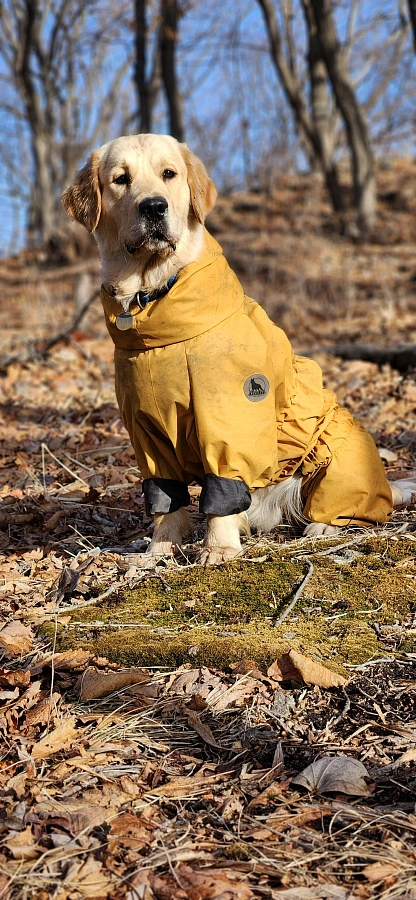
{"left": 62, "top": 133, "right": 415, "bottom": 565}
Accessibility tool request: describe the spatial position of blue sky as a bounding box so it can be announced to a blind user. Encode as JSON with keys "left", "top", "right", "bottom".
{"left": 0, "top": 0, "right": 415, "bottom": 254}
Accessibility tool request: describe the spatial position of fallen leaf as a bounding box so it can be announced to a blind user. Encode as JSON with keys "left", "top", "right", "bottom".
{"left": 151, "top": 865, "right": 255, "bottom": 900}
{"left": 268, "top": 650, "right": 347, "bottom": 688}
{"left": 24, "top": 693, "right": 62, "bottom": 727}
{"left": 5, "top": 825, "right": 39, "bottom": 859}
{"left": 108, "top": 811, "right": 156, "bottom": 852}
{"left": 268, "top": 888, "right": 352, "bottom": 899}
{"left": 0, "top": 621, "right": 33, "bottom": 657}
{"left": 0, "top": 668, "right": 30, "bottom": 688}
{"left": 378, "top": 447, "right": 398, "bottom": 462}
{"left": 31, "top": 716, "right": 78, "bottom": 759}
{"left": 395, "top": 747, "right": 416, "bottom": 765}
{"left": 31, "top": 648, "right": 92, "bottom": 674}
{"left": 363, "top": 861, "right": 400, "bottom": 882}
{"left": 230, "top": 658, "right": 264, "bottom": 679}
{"left": 78, "top": 665, "right": 152, "bottom": 700}
{"left": 291, "top": 755, "right": 371, "bottom": 796}
{"left": 184, "top": 708, "right": 223, "bottom": 750}
{"left": 210, "top": 676, "right": 269, "bottom": 711}
{"left": 63, "top": 856, "right": 115, "bottom": 897}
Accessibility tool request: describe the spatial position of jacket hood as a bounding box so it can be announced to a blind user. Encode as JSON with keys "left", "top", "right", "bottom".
{"left": 101, "top": 230, "right": 245, "bottom": 350}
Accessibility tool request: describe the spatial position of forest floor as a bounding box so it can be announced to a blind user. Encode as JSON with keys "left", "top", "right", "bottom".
{"left": 0, "top": 160, "right": 416, "bottom": 899}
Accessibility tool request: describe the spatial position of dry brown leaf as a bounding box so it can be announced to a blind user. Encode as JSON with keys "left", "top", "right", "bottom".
{"left": 184, "top": 708, "right": 223, "bottom": 750}
{"left": 31, "top": 716, "right": 78, "bottom": 759}
{"left": 230, "top": 658, "right": 264, "bottom": 679}
{"left": 268, "top": 650, "right": 347, "bottom": 687}
{"left": 23, "top": 692, "right": 61, "bottom": 728}
{"left": 5, "top": 825, "right": 39, "bottom": 859}
{"left": 151, "top": 865, "right": 255, "bottom": 900}
{"left": 0, "top": 621, "right": 33, "bottom": 657}
{"left": 210, "top": 675, "right": 268, "bottom": 711}
{"left": 108, "top": 811, "right": 156, "bottom": 852}
{"left": 363, "top": 861, "right": 400, "bottom": 882}
{"left": 269, "top": 888, "right": 352, "bottom": 899}
{"left": 78, "top": 665, "right": 152, "bottom": 700}
{"left": 0, "top": 667, "right": 30, "bottom": 688}
{"left": 395, "top": 747, "right": 416, "bottom": 765}
{"left": 147, "top": 772, "right": 222, "bottom": 799}
{"left": 0, "top": 874, "right": 10, "bottom": 900}
{"left": 291, "top": 755, "right": 371, "bottom": 796}
{"left": 63, "top": 856, "right": 115, "bottom": 897}
{"left": 42, "top": 804, "right": 110, "bottom": 836}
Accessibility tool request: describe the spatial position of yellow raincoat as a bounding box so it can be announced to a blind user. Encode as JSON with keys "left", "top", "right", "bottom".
{"left": 101, "top": 231, "right": 392, "bottom": 526}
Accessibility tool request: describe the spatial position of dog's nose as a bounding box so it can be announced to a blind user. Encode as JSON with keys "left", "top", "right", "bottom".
{"left": 138, "top": 196, "right": 168, "bottom": 219}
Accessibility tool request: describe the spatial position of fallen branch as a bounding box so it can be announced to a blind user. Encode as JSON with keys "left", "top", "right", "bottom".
{"left": 0, "top": 287, "right": 100, "bottom": 371}
{"left": 316, "top": 342, "right": 416, "bottom": 372}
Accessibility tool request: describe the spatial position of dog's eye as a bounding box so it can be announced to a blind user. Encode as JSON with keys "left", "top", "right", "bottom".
{"left": 113, "top": 173, "right": 130, "bottom": 185}
{"left": 163, "top": 169, "right": 176, "bottom": 180}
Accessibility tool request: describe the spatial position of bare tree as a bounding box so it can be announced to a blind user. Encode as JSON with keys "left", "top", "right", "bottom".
{"left": 0, "top": 0, "right": 133, "bottom": 248}
{"left": 309, "top": 0, "right": 375, "bottom": 231}
{"left": 134, "top": 0, "right": 161, "bottom": 132}
{"left": 160, "top": 0, "right": 184, "bottom": 140}
{"left": 408, "top": 0, "right": 416, "bottom": 51}
{"left": 134, "top": 0, "right": 184, "bottom": 140}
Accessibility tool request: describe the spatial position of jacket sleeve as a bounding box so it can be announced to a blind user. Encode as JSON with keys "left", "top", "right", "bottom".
{"left": 185, "top": 312, "right": 279, "bottom": 509}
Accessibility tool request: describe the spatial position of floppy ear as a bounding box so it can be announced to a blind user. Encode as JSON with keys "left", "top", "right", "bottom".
{"left": 62, "top": 150, "right": 101, "bottom": 233}
{"left": 180, "top": 146, "right": 217, "bottom": 223}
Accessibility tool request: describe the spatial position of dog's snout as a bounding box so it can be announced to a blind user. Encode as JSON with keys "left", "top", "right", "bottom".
{"left": 139, "top": 196, "right": 168, "bottom": 219}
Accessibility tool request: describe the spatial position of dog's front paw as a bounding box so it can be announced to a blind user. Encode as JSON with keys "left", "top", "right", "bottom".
{"left": 303, "top": 523, "right": 342, "bottom": 537}
{"left": 197, "top": 545, "right": 241, "bottom": 566}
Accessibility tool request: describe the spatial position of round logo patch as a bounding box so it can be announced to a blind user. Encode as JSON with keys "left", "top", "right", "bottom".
{"left": 243, "top": 374, "right": 270, "bottom": 402}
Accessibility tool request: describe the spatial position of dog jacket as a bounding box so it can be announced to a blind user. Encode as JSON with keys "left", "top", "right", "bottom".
{"left": 100, "top": 231, "right": 392, "bottom": 526}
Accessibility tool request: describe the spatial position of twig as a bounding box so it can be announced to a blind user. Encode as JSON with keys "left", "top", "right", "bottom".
{"left": 0, "top": 287, "right": 99, "bottom": 370}
{"left": 273, "top": 561, "right": 314, "bottom": 627}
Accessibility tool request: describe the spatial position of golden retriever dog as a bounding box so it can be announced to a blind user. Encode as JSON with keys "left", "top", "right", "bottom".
{"left": 62, "top": 133, "right": 414, "bottom": 565}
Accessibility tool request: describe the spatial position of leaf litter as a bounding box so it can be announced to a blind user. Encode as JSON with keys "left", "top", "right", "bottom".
{"left": 2, "top": 173, "right": 416, "bottom": 897}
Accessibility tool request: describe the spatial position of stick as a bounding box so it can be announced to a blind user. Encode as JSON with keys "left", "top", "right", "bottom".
{"left": 274, "top": 561, "right": 314, "bottom": 627}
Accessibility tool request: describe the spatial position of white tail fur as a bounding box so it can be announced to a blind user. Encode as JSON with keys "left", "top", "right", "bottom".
{"left": 247, "top": 475, "right": 307, "bottom": 532}
{"left": 389, "top": 478, "right": 416, "bottom": 507}
{"left": 246, "top": 475, "right": 416, "bottom": 537}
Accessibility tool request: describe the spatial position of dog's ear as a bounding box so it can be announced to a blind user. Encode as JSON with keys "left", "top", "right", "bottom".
{"left": 62, "top": 150, "right": 101, "bottom": 233}
{"left": 181, "top": 146, "right": 217, "bottom": 223}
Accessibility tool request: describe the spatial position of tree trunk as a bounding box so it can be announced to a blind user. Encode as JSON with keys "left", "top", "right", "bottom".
{"left": 134, "top": 0, "right": 152, "bottom": 131}
{"left": 301, "top": 0, "right": 343, "bottom": 214}
{"left": 17, "top": 0, "right": 58, "bottom": 244}
{"left": 257, "top": 0, "right": 315, "bottom": 162}
{"left": 160, "top": 0, "right": 184, "bottom": 141}
{"left": 310, "top": 0, "right": 375, "bottom": 232}
{"left": 408, "top": 0, "right": 416, "bottom": 52}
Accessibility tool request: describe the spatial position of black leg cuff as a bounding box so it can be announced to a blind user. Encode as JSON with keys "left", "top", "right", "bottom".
{"left": 143, "top": 478, "right": 190, "bottom": 515}
{"left": 199, "top": 474, "right": 251, "bottom": 516}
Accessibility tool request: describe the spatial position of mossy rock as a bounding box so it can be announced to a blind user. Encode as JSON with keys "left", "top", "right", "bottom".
{"left": 44, "top": 533, "right": 416, "bottom": 670}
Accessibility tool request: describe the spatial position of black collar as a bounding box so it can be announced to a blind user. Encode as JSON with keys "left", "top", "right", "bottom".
{"left": 135, "top": 274, "right": 179, "bottom": 310}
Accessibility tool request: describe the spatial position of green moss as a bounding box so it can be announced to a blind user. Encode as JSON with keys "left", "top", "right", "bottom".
{"left": 43, "top": 534, "right": 416, "bottom": 669}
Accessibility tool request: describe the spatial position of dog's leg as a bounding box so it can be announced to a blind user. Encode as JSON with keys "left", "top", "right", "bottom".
{"left": 197, "top": 513, "right": 249, "bottom": 566}
{"left": 138, "top": 508, "right": 190, "bottom": 567}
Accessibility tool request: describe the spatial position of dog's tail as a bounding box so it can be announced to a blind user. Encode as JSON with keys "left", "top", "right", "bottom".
{"left": 389, "top": 477, "right": 416, "bottom": 507}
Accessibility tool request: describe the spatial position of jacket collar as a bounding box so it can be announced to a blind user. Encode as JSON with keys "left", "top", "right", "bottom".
{"left": 101, "top": 230, "right": 245, "bottom": 349}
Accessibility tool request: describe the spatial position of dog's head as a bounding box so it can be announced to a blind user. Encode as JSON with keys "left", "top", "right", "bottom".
{"left": 62, "top": 134, "right": 217, "bottom": 303}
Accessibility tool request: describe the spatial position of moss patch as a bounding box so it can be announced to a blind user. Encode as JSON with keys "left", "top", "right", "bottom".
{"left": 44, "top": 534, "right": 416, "bottom": 669}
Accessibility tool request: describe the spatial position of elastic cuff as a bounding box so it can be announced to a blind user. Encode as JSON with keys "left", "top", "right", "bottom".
{"left": 199, "top": 474, "right": 251, "bottom": 516}
{"left": 143, "top": 478, "right": 190, "bottom": 515}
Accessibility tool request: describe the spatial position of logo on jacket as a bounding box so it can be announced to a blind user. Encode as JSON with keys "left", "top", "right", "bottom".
{"left": 243, "top": 374, "right": 270, "bottom": 402}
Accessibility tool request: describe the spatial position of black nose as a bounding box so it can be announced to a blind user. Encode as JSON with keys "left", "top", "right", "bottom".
{"left": 138, "top": 196, "right": 168, "bottom": 219}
